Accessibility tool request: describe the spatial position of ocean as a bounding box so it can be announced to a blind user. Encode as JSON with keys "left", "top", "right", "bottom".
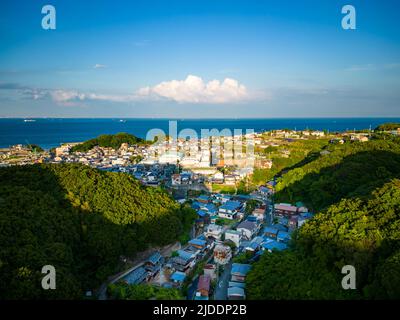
{"left": 0, "top": 118, "right": 399, "bottom": 150}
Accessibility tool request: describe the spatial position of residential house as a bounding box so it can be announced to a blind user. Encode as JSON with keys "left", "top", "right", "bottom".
{"left": 236, "top": 220, "right": 258, "bottom": 240}
{"left": 203, "top": 264, "right": 217, "bottom": 281}
{"left": 262, "top": 240, "right": 288, "bottom": 253}
{"left": 245, "top": 236, "right": 264, "bottom": 252}
{"left": 170, "top": 271, "right": 186, "bottom": 285}
{"left": 123, "top": 266, "right": 147, "bottom": 285}
{"left": 219, "top": 200, "right": 242, "bottom": 219}
{"left": 171, "top": 254, "right": 195, "bottom": 273}
{"left": 277, "top": 231, "right": 291, "bottom": 243}
{"left": 214, "top": 244, "right": 232, "bottom": 265}
{"left": 171, "top": 174, "right": 182, "bottom": 185}
{"left": 252, "top": 207, "right": 265, "bottom": 221}
{"left": 274, "top": 203, "right": 298, "bottom": 217}
{"left": 224, "top": 230, "right": 242, "bottom": 248}
{"left": 230, "top": 263, "right": 251, "bottom": 282}
{"left": 188, "top": 239, "right": 207, "bottom": 251}
{"left": 212, "top": 171, "right": 224, "bottom": 183}
{"left": 196, "top": 275, "right": 211, "bottom": 297}
{"left": 197, "top": 195, "right": 211, "bottom": 204}
{"left": 264, "top": 226, "right": 279, "bottom": 239}
{"left": 288, "top": 216, "right": 298, "bottom": 231}
{"left": 144, "top": 252, "right": 164, "bottom": 277}
{"left": 205, "top": 224, "right": 223, "bottom": 240}
{"left": 298, "top": 212, "right": 314, "bottom": 228}
{"left": 224, "top": 174, "right": 236, "bottom": 185}
{"left": 227, "top": 286, "right": 246, "bottom": 300}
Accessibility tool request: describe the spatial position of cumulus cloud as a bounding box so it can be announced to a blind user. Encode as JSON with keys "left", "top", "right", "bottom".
{"left": 0, "top": 75, "right": 255, "bottom": 105}
{"left": 136, "top": 75, "right": 249, "bottom": 103}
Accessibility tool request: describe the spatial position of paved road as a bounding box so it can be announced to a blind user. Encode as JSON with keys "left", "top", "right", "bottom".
{"left": 214, "top": 262, "right": 232, "bottom": 300}
{"left": 187, "top": 276, "right": 199, "bottom": 300}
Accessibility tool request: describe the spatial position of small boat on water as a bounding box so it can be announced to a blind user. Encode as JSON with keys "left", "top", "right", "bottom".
{"left": 23, "top": 119, "right": 36, "bottom": 122}
{"left": 119, "top": 119, "right": 126, "bottom": 122}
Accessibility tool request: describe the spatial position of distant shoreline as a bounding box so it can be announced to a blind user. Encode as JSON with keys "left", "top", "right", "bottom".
{"left": 1, "top": 117, "right": 400, "bottom": 150}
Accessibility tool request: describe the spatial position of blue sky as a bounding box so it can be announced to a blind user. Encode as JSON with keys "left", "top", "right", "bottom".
{"left": 0, "top": 0, "right": 399, "bottom": 118}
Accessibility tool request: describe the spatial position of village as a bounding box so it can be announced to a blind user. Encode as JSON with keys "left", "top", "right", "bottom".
{"left": 0, "top": 128, "right": 388, "bottom": 300}
{"left": 104, "top": 183, "right": 315, "bottom": 300}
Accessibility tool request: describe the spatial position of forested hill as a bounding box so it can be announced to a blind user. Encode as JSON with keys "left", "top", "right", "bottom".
{"left": 247, "top": 135, "right": 400, "bottom": 299}
{"left": 274, "top": 136, "right": 400, "bottom": 211}
{"left": 0, "top": 164, "right": 195, "bottom": 299}
{"left": 71, "top": 132, "right": 146, "bottom": 152}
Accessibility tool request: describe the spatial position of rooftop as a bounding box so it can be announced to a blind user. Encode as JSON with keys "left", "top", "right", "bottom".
{"left": 147, "top": 252, "right": 162, "bottom": 265}
{"left": 237, "top": 220, "right": 257, "bottom": 231}
{"left": 231, "top": 263, "right": 252, "bottom": 276}
{"left": 170, "top": 271, "right": 186, "bottom": 282}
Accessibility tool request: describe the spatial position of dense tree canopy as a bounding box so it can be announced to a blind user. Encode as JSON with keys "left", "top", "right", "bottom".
{"left": 71, "top": 132, "right": 146, "bottom": 152}
{"left": 0, "top": 163, "right": 195, "bottom": 299}
{"left": 107, "top": 283, "right": 183, "bottom": 300}
{"left": 275, "top": 138, "right": 400, "bottom": 211}
{"left": 247, "top": 135, "right": 400, "bottom": 300}
{"left": 374, "top": 123, "right": 400, "bottom": 131}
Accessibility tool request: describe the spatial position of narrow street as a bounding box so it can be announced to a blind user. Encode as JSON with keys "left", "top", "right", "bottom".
{"left": 214, "top": 262, "right": 232, "bottom": 300}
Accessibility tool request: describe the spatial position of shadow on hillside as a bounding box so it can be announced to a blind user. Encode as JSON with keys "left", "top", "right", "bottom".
{"left": 0, "top": 164, "right": 184, "bottom": 299}
{"left": 274, "top": 149, "right": 400, "bottom": 212}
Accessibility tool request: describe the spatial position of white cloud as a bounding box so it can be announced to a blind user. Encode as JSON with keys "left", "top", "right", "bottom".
{"left": 50, "top": 90, "right": 86, "bottom": 102}
{"left": 93, "top": 64, "right": 106, "bottom": 69}
{"left": 137, "top": 75, "right": 249, "bottom": 103}
{"left": 3, "top": 75, "right": 256, "bottom": 105}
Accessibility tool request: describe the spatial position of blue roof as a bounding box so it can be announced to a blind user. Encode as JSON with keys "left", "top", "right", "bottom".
{"left": 227, "top": 286, "right": 245, "bottom": 297}
{"left": 197, "top": 210, "right": 208, "bottom": 217}
{"left": 246, "top": 241, "right": 259, "bottom": 250}
{"left": 246, "top": 215, "right": 257, "bottom": 222}
{"left": 264, "top": 226, "right": 279, "bottom": 235}
{"left": 197, "top": 234, "right": 206, "bottom": 240}
{"left": 198, "top": 195, "right": 210, "bottom": 201}
{"left": 188, "top": 239, "right": 207, "bottom": 247}
{"left": 200, "top": 203, "right": 217, "bottom": 214}
{"left": 262, "top": 240, "right": 288, "bottom": 251}
{"left": 147, "top": 252, "right": 162, "bottom": 265}
{"left": 170, "top": 271, "right": 186, "bottom": 282}
{"left": 123, "top": 266, "right": 147, "bottom": 284}
{"left": 228, "top": 281, "right": 246, "bottom": 289}
{"left": 277, "top": 231, "right": 291, "bottom": 241}
{"left": 231, "top": 263, "right": 252, "bottom": 276}
{"left": 177, "top": 250, "right": 194, "bottom": 261}
{"left": 271, "top": 224, "right": 288, "bottom": 232}
{"left": 220, "top": 201, "right": 242, "bottom": 211}
{"left": 192, "top": 202, "right": 201, "bottom": 209}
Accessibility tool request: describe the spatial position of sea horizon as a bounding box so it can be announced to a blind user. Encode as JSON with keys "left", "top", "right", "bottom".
{"left": 1, "top": 117, "right": 399, "bottom": 150}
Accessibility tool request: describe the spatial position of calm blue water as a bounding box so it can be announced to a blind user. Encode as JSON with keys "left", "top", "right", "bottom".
{"left": 0, "top": 118, "right": 399, "bottom": 150}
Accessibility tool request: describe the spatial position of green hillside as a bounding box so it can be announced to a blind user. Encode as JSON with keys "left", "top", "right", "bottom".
{"left": 0, "top": 163, "right": 195, "bottom": 299}
{"left": 247, "top": 135, "right": 400, "bottom": 299}
{"left": 71, "top": 132, "right": 147, "bottom": 152}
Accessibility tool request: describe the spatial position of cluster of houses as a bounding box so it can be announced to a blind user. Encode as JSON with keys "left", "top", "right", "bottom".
{"left": 53, "top": 143, "right": 149, "bottom": 168}
{"left": 121, "top": 251, "right": 164, "bottom": 285}
{"left": 228, "top": 263, "right": 252, "bottom": 300}
{"left": 192, "top": 193, "right": 247, "bottom": 223}
{"left": 0, "top": 144, "right": 49, "bottom": 166}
